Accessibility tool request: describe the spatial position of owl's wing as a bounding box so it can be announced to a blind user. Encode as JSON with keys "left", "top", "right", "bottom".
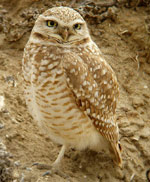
{"left": 62, "top": 49, "right": 122, "bottom": 166}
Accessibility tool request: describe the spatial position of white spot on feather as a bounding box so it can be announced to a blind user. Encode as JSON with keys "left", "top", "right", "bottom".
{"left": 66, "top": 78, "right": 70, "bottom": 82}
{"left": 39, "top": 66, "right": 46, "bottom": 71}
{"left": 88, "top": 86, "right": 93, "bottom": 91}
{"left": 57, "top": 69, "right": 63, "bottom": 74}
{"left": 104, "top": 81, "right": 107, "bottom": 84}
{"left": 86, "top": 108, "right": 90, "bottom": 114}
{"left": 95, "top": 121, "right": 98, "bottom": 125}
{"left": 77, "top": 92, "right": 81, "bottom": 97}
{"left": 87, "top": 81, "right": 90, "bottom": 85}
{"left": 101, "top": 69, "right": 107, "bottom": 75}
{"left": 97, "top": 115, "right": 100, "bottom": 119}
{"left": 107, "top": 84, "right": 112, "bottom": 89}
{"left": 100, "top": 95, "right": 104, "bottom": 100}
{"left": 48, "top": 63, "right": 54, "bottom": 69}
{"left": 83, "top": 81, "right": 87, "bottom": 86}
{"left": 41, "top": 59, "right": 49, "bottom": 65}
{"left": 86, "top": 95, "right": 90, "bottom": 99}
{"left": 90, "top": 97, "right": 94, "bottom": 103}
{"left": 95, "top": 91, "right": 99, "bottom": 98}
{"left": 95, "top": 102, "right": 99, "bottom": 106}
{"left": 70, "top": 69, "right": 75, "bottom": 73}
{"left": 94, "top": 74, "right": 97, "bottom": 79}
{"left": 101, "top": 104, "right": 105, "bottom": 109}
{"left": 92, "top": 113, "right": 96, "bottom": 117}
{"left": 93, "top": 83, "right": 96, "bottom": 88}
{"left": 40, "top": 72, "right": 47, "bottom": 77}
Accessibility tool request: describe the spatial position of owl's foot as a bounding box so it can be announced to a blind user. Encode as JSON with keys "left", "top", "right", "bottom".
{"left": 32, "top": 162, "right": 69, "bottom": 178}
{"left": 32, "top": 145, "right": 68, "bottom": 178}
{"left": 32, "top": 163, "right": 52, "bottom": 170}
{"left": 42, "top": 167, "right": 68, "bottom": 178}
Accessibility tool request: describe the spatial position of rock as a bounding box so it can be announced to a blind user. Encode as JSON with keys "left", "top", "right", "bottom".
{"left": 0, "top": 95, "right": 5, "bottom": 111}
{"left": 0, "top": 122, "right": 4, "bottom": 129}
{"left": 131, "top": 97, "right": 144, "bottom": 109}
{"left": 138, "top": 127, "right": 150, "bottom": 139}
{"left": 0, "top": 140, "right": 14, "bottom": 182}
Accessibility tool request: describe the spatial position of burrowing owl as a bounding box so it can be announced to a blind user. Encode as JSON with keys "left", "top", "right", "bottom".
{"left": 22, "top": 7, "right": 122, "bottom": 168}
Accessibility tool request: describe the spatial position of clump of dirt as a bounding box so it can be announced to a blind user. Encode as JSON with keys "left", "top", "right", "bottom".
{"left": 0, "top": 0, "right": 150, "bottom": 182}
{"left": 0, "top": 140, "right": 13, "bottom": 182}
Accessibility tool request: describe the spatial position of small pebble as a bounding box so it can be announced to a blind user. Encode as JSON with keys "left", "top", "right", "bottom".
{"left": 144, "top": 85, "right": 148, "bottom": 89}
{"left": 79, "top": 164, "right": 82, "bottom": 169}
{"left": 0, "top": 123, "right": 4, "bottom": 129}
{"left": 25, "top": 167, "right": 32, "bottom": 171}
{"left": 0, "top": 96, "right": 5, "bottom": 111}
{"left": 14, "top": 161, "right": 20, "bottom": 166}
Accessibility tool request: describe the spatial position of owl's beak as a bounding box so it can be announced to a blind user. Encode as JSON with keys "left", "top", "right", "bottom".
{"left": 60, "top": 27, "right": 69, "bottom": 42}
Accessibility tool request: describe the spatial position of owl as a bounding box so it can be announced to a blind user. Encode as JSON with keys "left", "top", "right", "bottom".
{"left": 22, "top": 7, "right": 122, "bottom": 169}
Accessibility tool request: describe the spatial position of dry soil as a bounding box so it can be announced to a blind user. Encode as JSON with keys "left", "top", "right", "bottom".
{"left": 0, "top": 0, "right": 150, "bottom": 182}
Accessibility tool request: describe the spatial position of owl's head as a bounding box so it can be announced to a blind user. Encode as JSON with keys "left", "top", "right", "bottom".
{"left": 30, "top": 7, "right": 90, "bottom": 46}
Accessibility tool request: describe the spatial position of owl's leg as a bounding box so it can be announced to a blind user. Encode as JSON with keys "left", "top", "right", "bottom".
{"left": 42, "top": 145, "right": 67, "bottom": 177}
{"left": 52, "top": 145, "right": 66, "bottom": 167}
{"left": 33, "top": 145, "right": 68, "bottom": 177}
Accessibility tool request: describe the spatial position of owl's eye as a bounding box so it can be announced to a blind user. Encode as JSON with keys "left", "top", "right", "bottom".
{"left": 73, "top": 23, "right": 82, "bottom": 30}
{"left": 46, "top": 20, "right": 58, "bottom": 28}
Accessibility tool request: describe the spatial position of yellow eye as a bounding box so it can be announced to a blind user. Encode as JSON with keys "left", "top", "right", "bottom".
{"left": 73, "top": 23, "right": 81, "bottom": 30}
{"left": 46, "top": 20, "right": 58, "bottom": 28}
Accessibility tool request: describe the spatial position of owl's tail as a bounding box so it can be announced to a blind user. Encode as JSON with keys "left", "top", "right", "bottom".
{"left": 111, "top": 141, "right": 122, "bottom": 168}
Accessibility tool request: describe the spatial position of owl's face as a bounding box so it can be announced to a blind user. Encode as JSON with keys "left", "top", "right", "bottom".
{"left": 30, "top": 7, "right": 90, "bottom": 46}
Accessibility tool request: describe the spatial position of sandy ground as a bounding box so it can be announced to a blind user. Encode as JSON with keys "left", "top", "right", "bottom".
{"left": 0, "top": 0, "right": 150, "bottom": 181}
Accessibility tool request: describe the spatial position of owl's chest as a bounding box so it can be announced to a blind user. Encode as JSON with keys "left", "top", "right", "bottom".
{"left": 27, "top": 55, "right": 76, "bottom": 120}
{"left": 24, "top": 45, "right": 81, "bottom": 121}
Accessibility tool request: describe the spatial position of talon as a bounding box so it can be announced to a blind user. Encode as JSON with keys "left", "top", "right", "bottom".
{"left": 32, "top": 162, "right": 52, "bottom": 170}
{"left": 43, "top": 171, "right": 52, "bottom": 176}
{"left": 32, "top": 162, "right": 39, "bottom": 166}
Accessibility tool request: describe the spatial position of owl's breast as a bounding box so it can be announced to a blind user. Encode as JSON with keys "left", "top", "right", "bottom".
{"left": 24, "top": 52, "right": 84, "bottom": 124}
{"left": 22, "top": 44, "right": 114, "bottom": 152}
{"left": 25, "top": 63, "right": 99, "bottom": 148}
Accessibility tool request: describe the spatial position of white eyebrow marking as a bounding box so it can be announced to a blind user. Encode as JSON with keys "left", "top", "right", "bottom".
{"left": 40, "top": 15, "right": 84, "bottom": 27}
